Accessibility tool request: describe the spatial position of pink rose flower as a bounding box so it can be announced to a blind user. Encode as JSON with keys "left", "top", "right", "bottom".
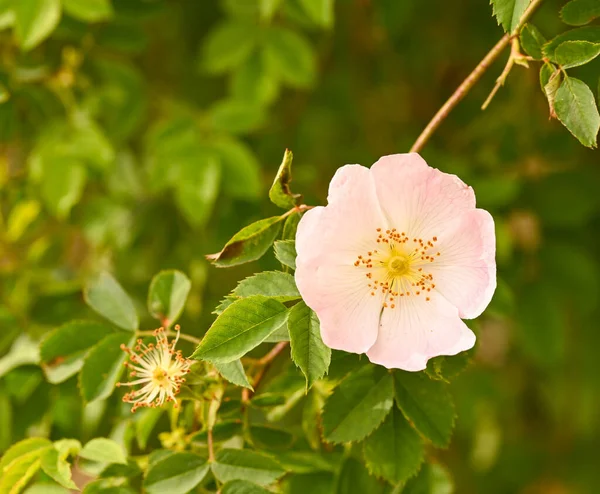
{"left": 295, "top": 153, "right": 496, "bottom": 371}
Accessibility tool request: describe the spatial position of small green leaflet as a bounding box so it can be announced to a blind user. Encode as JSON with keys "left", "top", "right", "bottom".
{"left": 62, "top": 0, "right": 113, "bottom": 23}
{"left": 191, "top": 296, "right": 289, "bottom": 363}
{"left": 263, "top": 26, "right": 316, "bottom": 88}
{"left": 269, "top": 149, "right": 302, "bottom": 210}
{"left": 299, "top": 0, "right": 334, "bottom": 28}
{"left": 490, "top": 0, "right": 530, "bottom": 34}
{"left": 211, "top": 448, "right": 285, "bottom": 485}
{"left": 84, "top": 271, "right": 139, "bottom": 331}
{"left": 542, "top": 26, "right": 600, "bottom": 60}
{"left": 540, "top": 64, "right": 562, "bottom": 119}
{"left": 554, "top": 76, "right": 600, "bottom": 148}
{"left": 79, "top": 333, "right": 134, "bottom": 403}
{"left": 554, "top": 40, "right": 600, "bottom": 69}
{"left": 40, "top": 448, "right": 77, "bottom": 489}
{"left": 147, "top": 270, "right": 191, "bottom": 326}
{"left": 232, "top": 271, "right": 300, "bottom": 301}
{"left": 274, "top": 240, "right": 297, "bottom": 270}
{"left": 40, "top": 320, "right": 114, "bottom": 384}
{"left": 363, "top": 408, "right": 425, "bottom": 484}
{"left": 393, "top": 370, "right": 456, "bottom": 448}
{"left": 206, "top": 216, "right": 284, "bottom": 267}
{"left": 214, "top": 360, "right": 253, "bottom": 390}
{"left": 560, "top": 0, "right": 600, "bottom": 26}
{"left": 402, "top": 462, "right": 454, "bottom": 494}
{"left": 79, "top": 438, "right": 127, "bottom": 464}
{"left": 520, "top": 24, "right": 546, "bottom": 60}
{"left": 222, "top": 480, "right": 272, "bottom": 494}
{"left": 143, "top": 452, "right": 209, "bottom": 494}
{"left": 288, "top": 302, "right": 331, "bottom": 390}
{"left": 14, "top": 0, "right": 61, "bottom": 51}
{"left": 202, "top": 20, "right": 259, "bottom": 75}
{"left": 322, "top": 365, "right": 394, "bottom": 443}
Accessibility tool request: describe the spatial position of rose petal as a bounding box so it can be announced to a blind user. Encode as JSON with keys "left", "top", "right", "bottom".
{"left": 370, "top": 153, "right": 476, "bottom": 239}
{"left": 366, "top": 291, "right": 475, "bottom": 371}
{"left": 426, "top": 209, "right": 496, "bottom": 318}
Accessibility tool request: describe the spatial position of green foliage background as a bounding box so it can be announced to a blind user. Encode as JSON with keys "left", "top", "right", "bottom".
{"left": 0, "top": 0, "right": 599, "bottom": 492}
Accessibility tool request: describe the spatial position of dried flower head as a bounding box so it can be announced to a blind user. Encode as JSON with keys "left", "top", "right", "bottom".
{"left": 295, "top": 153, "right": 496, "bottom": 371}
{"left": 116, "top": 325, "right": 192, "bottom": 412}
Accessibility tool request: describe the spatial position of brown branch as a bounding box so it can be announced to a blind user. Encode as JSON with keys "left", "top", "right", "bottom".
{"left": 409, "top": 0, "right": 545, "bottom": 154}
{"left": 243, "top": 342, "right": 289, "bottom": 402}
{"left": 207, "top": 428, "right": 215, "bottom": 462}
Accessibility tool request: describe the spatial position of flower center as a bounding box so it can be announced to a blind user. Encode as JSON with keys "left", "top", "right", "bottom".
{"left": 387, "top": 255, "right": 410, "bottom": 276}
{"left": 152, "top": 367, "right": 169, "bottom": 387}
{"left": 353, "top": 228, "right": 441, "bottom": 308}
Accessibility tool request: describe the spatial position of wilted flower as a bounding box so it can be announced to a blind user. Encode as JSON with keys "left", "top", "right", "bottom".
{"left": 295, "top": 153, "right": 496, "bottom": 371}
{"left": 117, "top": 326, "right": 191, "bottom": 412}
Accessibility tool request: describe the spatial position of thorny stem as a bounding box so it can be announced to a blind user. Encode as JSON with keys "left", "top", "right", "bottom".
{"left": 136, "top": 329, "right": 201, "bottom": 345}
{"left": 409, "top": 0, "right": 545, "bottom": 154}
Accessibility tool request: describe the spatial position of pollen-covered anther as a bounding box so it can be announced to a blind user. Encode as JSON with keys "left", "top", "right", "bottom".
{"left": 352, "top": 228, "right": 440, "bottom": 307}
{"left": 117, "top": 326, "right": 192, "bottom": 412}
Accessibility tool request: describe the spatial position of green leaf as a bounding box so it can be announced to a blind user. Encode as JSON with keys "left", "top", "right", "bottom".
{"left": 212, "top": 137, "right": 262, "bottom": 200}
{"left": 363, "top": 408, "right": 425, "bottom": 484}
{"left": 40, "top": 158, "right": 86, "bottom": 219}
{"left": 82, "top": 479, "right": 136, "bottom": 493}
{"left": 0, "top": 334, "right": 40, "bottom": 378}
{"left": 214, "top": 360, "right": 253, "bottom": 390}
{"left": 40, "top": 320, "right": 115, "bottom": 384}
{"left": 208, "top": 100, "right": 265, "bottom": 134}
{"left": 490, "top": 0, "right": 530, "bottom": 33}
{"left": 288, "top": 302, "right": 331, "bottom": 390}
{"left": 561, "top": 0, "right": 600, "bottom": 26}
{"left": 201, "top": 21, "right": 258, "bottom": 74}
{"left": 520, "top": 24, "right": 546, "bottom": 60}
{"left": 222, "top": 480, "right": 271, "bottom": 494}
{"left": 206, "top": 216, "right": 284, "bottom": 267}
{"left": 263, "top": 26, "right": 316, "bottom": 88}
{"left": 84, "top": 271, "right": 139, "bottom": 331}
{"left": 269, "top": 149, "right": 302, "bottom": 210}
{"left": 322, "top": 365, "right": 394, "bottom": 443}
{"left": 250, "top": 392, "right": 287, "bottom": 408}
{"left": 282, "top": 212, "right": 301, "bottom": 240}
{"left": 0, "top": 438, "right": 52, "bottom": 494}
{"left": 62, "top": 0, "right": 113, "bottom": 22}
{"left": 555, "top": 40, "right": 600, "bottom": 68}
{"left": 79, "top": 438, "right": 127, "bottom": 465}
{"left": 134, "top": 408, "right": 165, "bottom": 450}
{"left": 175, "top": 157, "right": 221, "bottom": 228}
{"left": 0, "top": 455, "right": 42, "bottom": 494}
{"left": 211, "top": 448, "right": 285, "bottom": 486}
{"left": 543, "top": 26, "right": 600, "bottom": 60}
{"left": 554, "top": 76, "right": 600, "bottom": 148}
{"left": 336, "top": 457, "right": 385, "bottom": 494}
{"left": 232, "top": 271, "right": 300, "bottom": 301}
{"left": 249, "top": 425, "right": 294, "bottom": 449}
{"left": 79, "top": 333, "right": 134, "bottom": 403}
{"left": 0, "top": 437, "right": 52, "bottom": 472}
{"left": 540, "top": 64, "right": 561, "bottom": 118}
{"left": 14, "top": 0, "right": 61, "bottom": 50}
{"left": 148, "top": 270, "right": 191, "bottom": 326}
{"left": 143, "top": 452, "right": 209, "bottom": 494}
{"left": 302, "top": 387, "right": 325, "bottom": 449}
{"left": 40, "top": 448, "right": 77, "bottom": 489}
{"left": 231, "top": 52, "right": 280, "bottom": 106}
{"left": 393, "top": 371, "right": 455, "bottom": 448}
{"left": 191, "top": 296, "right": 288, "bottom": 363}
{"left": 401, "top": 463, "right": 454, "bottom": 494}
{"left": 299, "top": 0, "right": 334, "bottom": 28}
{"left": 274, "top": 240, "right": 297, "bottom": 270}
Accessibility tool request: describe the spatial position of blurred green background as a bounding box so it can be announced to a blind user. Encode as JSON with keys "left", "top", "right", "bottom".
{"left": 1, "top": 0, "right": 599, "bottom": 492}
